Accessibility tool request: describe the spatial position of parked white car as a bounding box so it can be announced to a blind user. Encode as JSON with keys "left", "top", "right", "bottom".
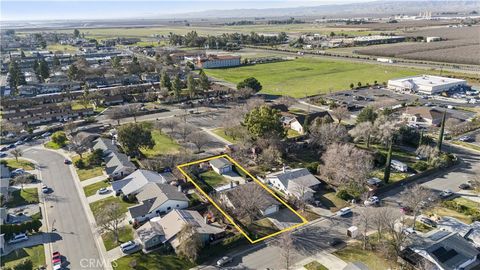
{"left": 364, "top": 196, "right": 380, "bottom": 206}
{"left": 8, "top": 233, "right": 28, "bottom": 244}
{"left": 217, "top": 256, "right": 233, "bottom": 267}
{"left": 440, "top": 189, "right": 453, "bottom": 198}
{"left": 337, "top": 207, "right": 353, "bottom": 217}
{"left": 98, "top": 188, "right": 109, "bottom": 195}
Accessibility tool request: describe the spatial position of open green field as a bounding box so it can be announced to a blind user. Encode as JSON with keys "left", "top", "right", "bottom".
{"left": 24, "top": 24, "right": 382, "bottom": 39}
{"left": 1, "top": 245, "right": 45, "bottom": 269}
{"left": 212, "top": 128, "right": 239, "bottom": 144}
{"left": 46, "top": 43, "right": 78, "bottom": 53}
{"left": 204, "top": 58, "right": 420, "bottom": 97}
{"left": 141, "top": 130, "right": 181, "bottom": 158}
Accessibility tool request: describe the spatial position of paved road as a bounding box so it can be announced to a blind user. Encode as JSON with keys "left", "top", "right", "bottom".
{"left": 380, "top": 143, "right": 480, "bottom": 204}
{"left": 23, "top": 148, "right": 102, "bottom": 270}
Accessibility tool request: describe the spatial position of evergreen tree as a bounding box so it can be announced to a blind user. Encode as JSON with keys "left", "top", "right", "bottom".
{"left": 8, "top": 60, "right": 26, "bottom": 94}
{"left": 37, "top": 59, "right": 50, "bottom": 81}
{"left": 384, "top": 138, "right": 393, "bottom": 184}
{"left": 437, "top": 111, "right": 447, "bottom": 152}
{"left": 172, "top": 75, "right": 182, "bottom": 99}
{"left": 52, "top": 56, "right": 61, "bottom": 67}
{"left": 198, "top": 69, "right": 210, "bottom": 91}
{"left": 73, "top": 29, "right": 80, "bottom": 38}
{"left": 187, "top": 74, "right": 196, "bottom": 99}
{"left": 20, "top": 50, "right": 26, "bottom": 58}
{"left": 160, "top": 70, "right": 172, "bottom": 91}
{"left": 67, "top": 64, "right": 78, "bottom": 81}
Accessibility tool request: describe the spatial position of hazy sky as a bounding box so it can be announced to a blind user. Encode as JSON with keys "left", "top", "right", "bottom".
{"left": 1, "top": 0, "right": 373, "bottom": 21}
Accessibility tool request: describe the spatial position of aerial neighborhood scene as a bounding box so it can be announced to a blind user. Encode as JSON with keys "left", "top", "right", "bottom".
{"left": 1, "top": 0, "right": 480, "bottom": 269}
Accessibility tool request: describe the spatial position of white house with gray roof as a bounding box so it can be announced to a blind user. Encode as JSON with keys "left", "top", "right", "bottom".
{"left": 128, "top": 183, "right": 188, "bottom": 223}
{"left": 209, "top": 157, "right": 232, "bottom": 174}
{"left": 266, "top": 168, "right": 320, "bottom": 200}
{"left": 92, "top": 137, "right": 136, "bottom": 179}
{"left": 112, "top": 169, "right": 176, "bottom": 196}
{"left": 437, "top": 216, "right": 480, "bottom": 248}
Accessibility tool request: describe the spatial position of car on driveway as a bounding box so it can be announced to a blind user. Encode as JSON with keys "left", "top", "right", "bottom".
{"left": 8, "top": 144, "right": 16, "bottom": 149}
{"left": 337, "top": 207, "right": 353, "bottom": 217}
{"left": 11, "top": 168, "right": 26, "bottom": 177}
{"left": 98, "top": 188, "right": 109, "bottom": 195}
{"left": 42, "top": 184, "right": 50, "bottom": 193}
{"left": 0, "top": 146, "right": 8, "bottom": 151}
{"left": 217, "top": 256, "right": 233, "bottom": 267}
{"left": 364, "top": 196, "right": 380, "bottom": 206}
{"left": 120, "top": 241, "right": 138, "bottom": 253}
{"left": 328, "top": 238, "right": 344, "bottom": 247}
{"left": 439, "top": 189, "right": 454, "bottom": 198}
{"left": 0, "top": 152, "right": 7, "bottom": 158}
{"left": 8, "top": 233, "right": 28, "bottom": 244}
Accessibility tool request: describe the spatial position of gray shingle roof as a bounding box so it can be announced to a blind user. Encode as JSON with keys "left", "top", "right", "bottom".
{"left": 93, "top": 137, "right": 118, "bottom": 153}
{"left": 267, "top": 168, "right": 320, "bottom": 190}
{"left": 209, "top": 157, "right": 232, "bottom": 169}
{"left": 119, "top": 169, "right": 171, "bottom": 196}
{"left": 129, "top": 183, "right": 188, "bottom": 218}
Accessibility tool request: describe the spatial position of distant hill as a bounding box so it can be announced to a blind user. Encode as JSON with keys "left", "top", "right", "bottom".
{"left": 167, "top": 1, "right": 480, "bottom": 19}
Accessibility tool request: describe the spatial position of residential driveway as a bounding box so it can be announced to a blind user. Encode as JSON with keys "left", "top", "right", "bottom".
{"left": 87, "top": 189, "right": 114, "bottom": 204}
{"left": 81, "top": 175, "right": 108, "bottom": 187}
{"left": 107, "top": 247, "right": 124, "bottom": 262}
{"left": 293, "top": 250, "right": 348, "bottom": 270}
{"left": 223, "top": 171, "right": 245, "bottom": 184}
{"left": 2, "top": 232, "right": 61, "bottom": 257}
{"left": 267, "top": 208, "right": 304, "bottom": 230}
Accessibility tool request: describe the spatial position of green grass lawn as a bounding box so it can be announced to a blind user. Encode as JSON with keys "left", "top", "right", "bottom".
{"left": 200, "top": 170, "right": 230, "bottom": 187}
{"left": 453, "top": 197, "right": 480, "bottom": 209}
{"left": 287, "top": 129, "right": 302, "bottom": 138}
{"left": 315, "top": 191, "right": 349, "bottom": 212}
{"left": 72, "top": 155, "right": 104, "bottom": 181}
{"left": 371, "top": 169, "right": 411, "bottom": 183}
{"left": 247, "top": 218, "right": 279, "bottom": 239}
{"left": 304, "top": 261, "right": 328, "bottom": 270}
{"left": 141, "top": 130, "right": 181, "bottom": 158}
{"left": 83, "top": 180, "right": 110, "bottom": 197}
{"left": 334, "top": 242, "right": 397, "bottom": 270}
{"left": 212, "top": 128, "right": 239, "bottom": 143}
{"left": 44, "top": 141, "right": 65, "bottom": 149}
{"left": 4, "top": 158, "right": 35, "bottom": 170}
{"left": 204, "top": 57, "right": 420, "bottom": 97}
{"left": 102, "top": 226, "right": 134, "bottom": 251}
{"left": 90, "top": 196, "right": 136, "bottom": 222}
{"left": 112, "top": 254, "right": 195, "bottom": 270}
{"left": 4, "top": 188, "right": 39, "bottom": 208}
{"left": 0, "top": 245, "right": 45, "bottom": 268}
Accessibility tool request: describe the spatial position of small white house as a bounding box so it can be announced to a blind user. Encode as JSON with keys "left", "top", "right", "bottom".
{"left": 128, "top": 183, "right": 189, "bottom": 223}
{"left": 391, "top": 159, "right": 408, "bottom": 172}
{"left": 209, "top": 157, "right": 232, "bottom": 174}
{"left": 266, "top": 168, "right": 320, "bottom": 200}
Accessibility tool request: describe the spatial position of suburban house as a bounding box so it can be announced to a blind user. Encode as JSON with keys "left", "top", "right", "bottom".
{"left": 112, "top": 169, "right": 177, "bottom": 196}
{"left": 401, "top": 230, "right": 480, "bottom": 270}
{"left": 92, "top": 137, "right": 136, "bottom": 179}
{"left": 266, "top": 168, "right": 321, "bottom": 200}
{"left": 280, "top": 111, "right": 333, "bottom": 135}
{"left": 128, "top": 183, "right": 189, "bottom": 223}
{"left": 401, "top": 107, "right": 450, "bottom": 127}
{"left": 437, "top": 217, "right": 480, "bottom": 248}
{"left": 0, "top": 165, "right": 11, "bottom": 203}
{"left": 135, "top": 209, "right": 225, "bottom": 251}
{"left": 209, "top": 157, "right": 233, "bottom": 175}
{"left": 220, "top": 182, "right": 280, "bottom": 216}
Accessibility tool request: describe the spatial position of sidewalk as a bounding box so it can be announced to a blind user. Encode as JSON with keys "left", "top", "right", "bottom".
{"left": 293, "top": 250, "right": 348, "bottom": 270}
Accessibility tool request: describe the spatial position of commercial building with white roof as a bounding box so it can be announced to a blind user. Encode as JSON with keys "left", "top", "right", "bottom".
{"left": 388, "top": 75, "right": 467, "bottom": 95}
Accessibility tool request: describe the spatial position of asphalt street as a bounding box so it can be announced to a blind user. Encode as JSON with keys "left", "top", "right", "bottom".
{"left": 23, "top": 148, "right": 102, "bottom": 270}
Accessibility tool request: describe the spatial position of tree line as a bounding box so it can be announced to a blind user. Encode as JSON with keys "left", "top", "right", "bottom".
{"left": 168, "top": 31, "right": 288, "bottom": 48}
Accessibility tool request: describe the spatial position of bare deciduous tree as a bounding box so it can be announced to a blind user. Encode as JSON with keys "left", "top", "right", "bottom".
{"left": 319, "top": 143, "right": 374, "bottom": 191}
{"left": 331, "top": 106, "right": 350, "bottom": 125}
{"left": 355, "top": 207, "right": 374, "bottom": 249}
{"left": 309, "top": 123, "right": 349, "bottom": 149}
{"left": 11, "top": 148, "right": 22, "bottom": 162}
{"left": 349, "top": 121, "right": 375, "bottom": 148}
{"left": 373, "top": 116, "right": 401, "bottom": 146}
{"left": 97, "top": 202, "right": 126, "bottom": 245}
{"left": 187, "top": 132, "right": 210, "bottom": 152}
{"left": 277, "top": 231, "right": 295, "bottom": 270}
{"left": 258, "top": 146, "right": 283, "bottom": 167}
{"left": 156, "top": 118, "right": 178, "bottom": 134}
{"left": 227, "top": 183, "right": 270, "bottom": 224}
{"left": 177, "top": 223, "right": 202, "bottom": 262}
{"left": 178, "top": 123, "right": 196, "bottom": 142}
{"left": 105, "top": 106, "right": 127, "bottom": 126}
{"left": 277, "top": 96, "right": 297, "bottom": 108}
{"left": 400, "top": 184, "right": 436, "bottom": 230}
{"left": 12, "top": 174, "right": 35, "bottom": 190}
{"left": 68, "top": 133, "right": 89, "bottom": 158}
{"left": 379, "top": 206, "right": 409, "bottom": 256}
{"left": 124, "top": 104, "right": 142, "bottom": 123}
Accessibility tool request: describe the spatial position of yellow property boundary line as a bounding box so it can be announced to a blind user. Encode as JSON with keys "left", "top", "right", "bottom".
{"left": 177, "top": 154, "right": 308, "bottom": 244}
